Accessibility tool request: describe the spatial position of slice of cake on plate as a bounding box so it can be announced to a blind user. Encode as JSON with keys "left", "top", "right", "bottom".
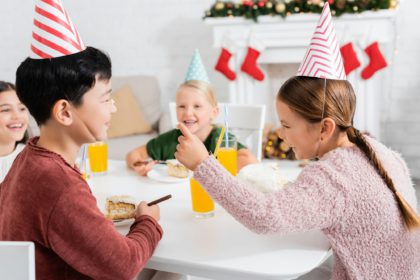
{"left": 105, "top": 195, "right": 137, "bottom": 221}
{"left": 166, "top": 159, "right": 190, "bottom": 178}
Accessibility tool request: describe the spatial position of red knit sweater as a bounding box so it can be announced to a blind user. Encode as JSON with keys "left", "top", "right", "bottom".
{"left": 0, "top": 138, "right": 163, "bottom": 280}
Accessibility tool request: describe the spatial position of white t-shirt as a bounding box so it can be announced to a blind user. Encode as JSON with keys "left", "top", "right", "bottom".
{"left": 0, "top": 143, "right": 25, "bottom": 183}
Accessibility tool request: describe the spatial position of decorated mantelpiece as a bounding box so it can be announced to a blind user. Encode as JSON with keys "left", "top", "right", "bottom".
{"left": 204, "top": 0, "right": 397, "bottom": 21}
{"left": 204, "top": 0, "right": 397, "bottom": 140}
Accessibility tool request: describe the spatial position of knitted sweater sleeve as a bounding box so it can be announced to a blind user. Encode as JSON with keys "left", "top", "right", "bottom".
{"left": 194, "top": 156, "right": 346, "bottom": 234}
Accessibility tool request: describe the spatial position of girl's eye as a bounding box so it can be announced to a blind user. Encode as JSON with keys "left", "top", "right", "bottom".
{"left": 178, "top": 105, "right": 185, "bottom": 109}
{"left": 194, "top": 105, "right": 201, "bottom": 108}
{"left": 1, "top": 109, "right": 10, "bottom": 113}
{"left": 20, "top": 107, "right": 27, "bottom": 112}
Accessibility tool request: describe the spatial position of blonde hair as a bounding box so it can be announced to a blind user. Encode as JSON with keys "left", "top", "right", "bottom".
{"left": 277, "top": 76, "right": 420, "bottom": 231}
{"left": 176, "top": 80, "right": 217, "bottom": 107}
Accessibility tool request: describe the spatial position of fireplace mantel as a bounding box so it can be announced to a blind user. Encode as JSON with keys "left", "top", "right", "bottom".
{"left": 205, "top": 10, "right": 397, "bottom": 139}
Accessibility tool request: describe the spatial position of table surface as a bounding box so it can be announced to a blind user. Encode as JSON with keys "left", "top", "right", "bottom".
{"left": 88, "top": 160, "right": 330, "bottom": 280}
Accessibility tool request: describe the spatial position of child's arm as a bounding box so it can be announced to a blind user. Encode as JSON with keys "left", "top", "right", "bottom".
{"left": 126, "top": 145, "right": 155, "bottom": 176}
{"left": 194, "top": 156, "right": 345, "bottom": 234}
{"left": 237, "top": 148, "right": 258, "bottom": 171}
{"left": 48, "top": 185, "right": 163, "bottom": 280}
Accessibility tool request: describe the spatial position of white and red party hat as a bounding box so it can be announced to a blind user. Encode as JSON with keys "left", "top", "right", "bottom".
{"left": 296, "top": 3, "right": 346, "bottom": 80}
{"left": 30, "top": 0, "right": 85, "bottom": 59}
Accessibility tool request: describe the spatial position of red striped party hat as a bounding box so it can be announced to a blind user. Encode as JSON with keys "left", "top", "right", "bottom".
{"left": 30, "top": 0, "right": 85, "bottom": 59}
{"left": 297, "top": 3, "right": 346, "bottom": 80}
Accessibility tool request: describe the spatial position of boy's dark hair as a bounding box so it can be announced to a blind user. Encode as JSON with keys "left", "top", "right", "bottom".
{"left": 15, "top": 46, "right": 112, "bottom": 125}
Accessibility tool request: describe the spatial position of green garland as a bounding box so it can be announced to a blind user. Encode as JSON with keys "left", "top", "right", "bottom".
{"left": 204, "top": 0, "right": 395, "bottom": 22}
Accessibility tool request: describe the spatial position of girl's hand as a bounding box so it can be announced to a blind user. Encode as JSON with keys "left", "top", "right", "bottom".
{"left": 136, "top": 201, "right": 160, "bottom": 221}
{"left": 175, "top": 123, "right": 209, "bottom": 170}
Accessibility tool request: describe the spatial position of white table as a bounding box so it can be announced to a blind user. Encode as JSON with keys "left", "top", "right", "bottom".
{"left": 88, "top": 160, "right": 330, "bottom": 280}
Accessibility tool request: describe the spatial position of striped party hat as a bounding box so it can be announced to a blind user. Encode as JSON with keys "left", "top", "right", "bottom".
{"left": 297, "top": 3, "right": 346, "bottom": 80}
{"left": 185, "top": 49, "right": 210, "bottom": 84}
{"left": 30, "top": 0, "right": 85, "bottom": 59}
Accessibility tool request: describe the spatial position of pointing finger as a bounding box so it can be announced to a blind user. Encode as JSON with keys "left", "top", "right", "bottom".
{"left": 177, "top": 122, "right": 194, "bottom": 139}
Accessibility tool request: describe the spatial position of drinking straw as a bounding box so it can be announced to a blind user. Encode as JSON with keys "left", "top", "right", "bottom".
{"left": 213, "top": 126, "right": 225, "bottom": 158}
{"left": 147, "top": 194, "right": 172, "bottom": 206}
{"left": 80, "top": 144, "right": 88, "bottom": 180}
{"left": 224, "top": 105, "right": 229, "bottom": 148}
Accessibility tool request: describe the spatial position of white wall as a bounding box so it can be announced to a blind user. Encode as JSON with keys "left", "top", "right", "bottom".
{"left": 1, "top": 0, "right": 420, "bottom": 177}
{"left": 385, "top": 0, "right": 420, "bottom": 177}
{"left": 0, "top": 0, "right": 227, "bottom": 105}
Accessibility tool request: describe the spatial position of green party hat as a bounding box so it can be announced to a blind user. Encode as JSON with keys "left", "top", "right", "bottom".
{"left": 184, "top": 49, "right": 210, "bottom": 84}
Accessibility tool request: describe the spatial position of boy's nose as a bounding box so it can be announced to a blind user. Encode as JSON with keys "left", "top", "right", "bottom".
{"left": 185, "top": 107, "right": 194, "bottom": 115}
{"left": 110, "top": 99, "right": 117, "bottom": 113}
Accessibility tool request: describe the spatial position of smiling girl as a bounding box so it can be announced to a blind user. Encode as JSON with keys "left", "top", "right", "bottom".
{"left": 0, "top": 81, "right": 29, "bottom": 182}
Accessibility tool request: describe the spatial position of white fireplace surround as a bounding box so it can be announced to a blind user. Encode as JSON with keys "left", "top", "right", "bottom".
{"left": 205, "top": 10, "right": 397, "bottom": 139}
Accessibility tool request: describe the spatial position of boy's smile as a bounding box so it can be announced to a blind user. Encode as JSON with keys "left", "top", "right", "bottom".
{"left": 175, "top": 86, "right": 218, "bottom": 139}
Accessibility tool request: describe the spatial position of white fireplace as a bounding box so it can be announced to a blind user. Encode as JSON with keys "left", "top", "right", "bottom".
{"left": 205, "top": 10, "right": 397, "bottom": 139}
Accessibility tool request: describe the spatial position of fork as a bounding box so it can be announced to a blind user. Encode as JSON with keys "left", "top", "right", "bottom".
{"left": 133, "top": 159, "right": 167, "bottom": 166}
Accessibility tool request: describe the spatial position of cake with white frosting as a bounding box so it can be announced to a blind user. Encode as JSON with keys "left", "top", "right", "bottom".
{"left": 237, "top": 163, "right": 289, "bottom": 193}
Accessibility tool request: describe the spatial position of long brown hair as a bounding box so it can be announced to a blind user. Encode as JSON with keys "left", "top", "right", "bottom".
{"left": 277, "top": 76, "right": 420, "bottom": 230}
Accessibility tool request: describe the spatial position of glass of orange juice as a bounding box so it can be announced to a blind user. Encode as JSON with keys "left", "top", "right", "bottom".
{"left": 190, "top": 178, "right": 214, "bottom": 218}
{"left": 87, "top": 141, "right": 108, "bottom": 175}
{"left": 217, "top": 135, "right": 237, "bottom": 176}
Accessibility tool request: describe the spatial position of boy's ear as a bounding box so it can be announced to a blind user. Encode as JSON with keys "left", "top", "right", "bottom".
{"left": 52, "top": 99, "right": 73, "bottom": 126}
{"left": 211, "top": 105, "right": 220, "bottom": 120}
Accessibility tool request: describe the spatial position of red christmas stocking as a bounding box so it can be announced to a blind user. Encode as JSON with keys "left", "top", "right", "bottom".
{"left": 361, "top": 42, "right": 387, "bottom": 80}
{"left": 340, "top": 42, "right": 361, "bottom": 75}
{"left": 215, "top": 48, "right": 236, "bottom": 81}
{"left": 241, "top": 47, "right": 265, "bottom": 81}
{"left": 240, "top": 33, "right": 265, "bottom": 81}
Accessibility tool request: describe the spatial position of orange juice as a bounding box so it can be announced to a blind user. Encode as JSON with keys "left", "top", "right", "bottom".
{"left": 88, "top": 142, "right": 108, "bottom": 174}
{"left": 217, "top": 147, "right": 237, "bottom": 176}
{"left": 190, "top": 178, "right": 214, "bottom": 217}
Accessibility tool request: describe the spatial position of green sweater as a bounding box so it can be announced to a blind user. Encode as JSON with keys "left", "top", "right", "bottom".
{"left": 146, "top": 127, "right": 245, "bottom": 160}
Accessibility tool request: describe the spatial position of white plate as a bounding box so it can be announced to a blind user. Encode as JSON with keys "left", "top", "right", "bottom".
{"left": 147, "top": 164, "right": 191, "bottom": 183}
{"left": 113, "top": 218, "right": 134, "bottom": 227}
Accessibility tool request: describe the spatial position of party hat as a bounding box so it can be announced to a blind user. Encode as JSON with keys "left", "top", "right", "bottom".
{"left": 185, "top": 49, "right": 210, "bottom": 84}
{"left": 30, "top": 0, "right": 85, "bottom": 59}
{"left": 296, "top": 3, "right": 346, "bottom": 80}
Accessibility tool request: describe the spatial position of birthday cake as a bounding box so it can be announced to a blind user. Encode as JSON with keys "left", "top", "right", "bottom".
{"left": 237, "top": 163, "right": 289, "bottom": 193}
{"left": 166, "top": 159, "right": 190, "bottom": 178}
{"left": 105, "top": 195, "right": 137, "bottom": 221}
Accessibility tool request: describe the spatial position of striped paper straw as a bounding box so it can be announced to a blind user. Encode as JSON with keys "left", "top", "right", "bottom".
{"left": 224, "top": 105, "right": 229, "bottom": 148}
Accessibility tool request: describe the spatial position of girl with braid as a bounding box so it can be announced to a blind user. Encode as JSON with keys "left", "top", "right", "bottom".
{"left": 176, "top": 6, "right": 419, "bottom": 278}
{"left": 175, "top": 76, "right": 420, "bottom": 279}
